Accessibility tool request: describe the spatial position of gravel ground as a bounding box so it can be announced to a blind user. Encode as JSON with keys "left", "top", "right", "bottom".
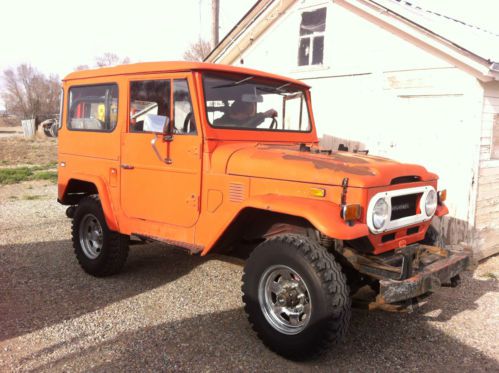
{"left": 0, "top": 181, "right": 498, "bottom": 372}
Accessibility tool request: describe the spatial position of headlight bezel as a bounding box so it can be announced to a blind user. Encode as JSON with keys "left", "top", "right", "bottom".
{"left": 366, "top": 186, "right": 438, "bottom": 234}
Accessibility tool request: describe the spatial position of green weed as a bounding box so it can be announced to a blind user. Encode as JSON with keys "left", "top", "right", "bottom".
{"left": 34, "top": 171, "right": 57, "bottom": 182}
{"left": 0, "top": 166, "right": 57, "bottom": 185}
{"left": 0, "top": 167, "right": 33, "bottom": 184}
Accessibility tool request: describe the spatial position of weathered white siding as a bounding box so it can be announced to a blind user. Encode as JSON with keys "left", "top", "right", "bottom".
{"left": 234, "top": 0, "right": 486, "bottom": 250}
{"left": 475, "top": 81, "right": 499, "bottom": 259}
{"left": 236, "top": 1, "right": 452, "bottom": 77}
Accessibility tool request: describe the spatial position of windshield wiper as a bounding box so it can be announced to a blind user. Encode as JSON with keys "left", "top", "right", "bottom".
{"left": 256, "top": 83, "right": 293, "bottom": 95}
{"left": 277, "top": 83, "right": 291, "bottom": 91}
{"left": 212, "top": 76, "right": 254, "bottom": 89}
{"left": 256, "top": 86, "right": 283, "bottom": 95}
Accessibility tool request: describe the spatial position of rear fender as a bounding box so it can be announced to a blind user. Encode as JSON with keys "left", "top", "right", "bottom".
{"left": 60, "top": 173, "right": 119, "bottom": 231}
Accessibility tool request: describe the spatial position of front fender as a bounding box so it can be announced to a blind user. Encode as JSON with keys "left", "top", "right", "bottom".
{"left": 242, "top": 194, "right": 368, "bottom": 240}
{"left": 435, "top": 203, "right": 449, "bottom": 217}
{"left": 59, "top": 173, "right": 119, "bottom": 231}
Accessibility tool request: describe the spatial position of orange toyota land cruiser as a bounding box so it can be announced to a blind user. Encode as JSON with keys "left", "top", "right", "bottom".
{"left": 58, "top": 62, "right": 468, "bottom": 359}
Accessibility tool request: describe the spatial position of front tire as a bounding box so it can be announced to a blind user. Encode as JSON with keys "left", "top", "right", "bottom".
{"left": 72, "top": 195, "right": 129, "bottom": 277}
{"left": 242, "top": 234, "right": 351, "bottom": 359}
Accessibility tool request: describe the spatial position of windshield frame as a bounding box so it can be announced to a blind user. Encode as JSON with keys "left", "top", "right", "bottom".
{"left": 202, "top": 72, "right": 313, "bottom": 134}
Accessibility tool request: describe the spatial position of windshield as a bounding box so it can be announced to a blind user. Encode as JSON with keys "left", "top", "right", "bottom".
{"left": 203, "top": 73, "right": 311, "bottom": 132}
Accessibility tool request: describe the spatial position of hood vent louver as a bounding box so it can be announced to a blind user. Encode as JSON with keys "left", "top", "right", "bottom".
{"left": 229, "top": 183, "right": 246, "bottom": 202}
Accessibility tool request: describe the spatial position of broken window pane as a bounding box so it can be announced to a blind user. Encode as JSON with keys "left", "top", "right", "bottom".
{"left": 312, "top": 36, "right": 324, "bottom": 65}
{"left": 300, "top": 7, "right": 327, "bottom": 36}
{"left": 298, "top": 37, "right": 311, "bottom": 66}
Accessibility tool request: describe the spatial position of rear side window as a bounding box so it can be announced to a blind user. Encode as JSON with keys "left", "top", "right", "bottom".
{"left": 67, "top": 84, "right": 118, "bottom": 131}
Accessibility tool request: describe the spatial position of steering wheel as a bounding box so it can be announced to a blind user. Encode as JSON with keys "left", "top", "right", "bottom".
{"left": 269, "top": 116, "right": 278, "bottom": 130}
{"left": 183, "top": 112, "right": 193, "bottom": 133}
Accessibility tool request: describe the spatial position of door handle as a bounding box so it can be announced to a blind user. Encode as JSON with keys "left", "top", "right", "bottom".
{"left": 120, "top": 164, "right": 134, "bottom": 170}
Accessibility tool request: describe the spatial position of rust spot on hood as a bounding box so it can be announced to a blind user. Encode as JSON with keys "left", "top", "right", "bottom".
{"left": 329, "top": 153, "right": 370, "bottom": 164}
{"left": 282, "top": 154, "right": 376, "bottom": 176}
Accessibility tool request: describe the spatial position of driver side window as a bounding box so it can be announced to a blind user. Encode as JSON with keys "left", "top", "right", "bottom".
{"left": 173, "top": 79, "right": 197, "bottom": 135}
{"left": 129, "top": 79, "right": 170, "bottom": 133}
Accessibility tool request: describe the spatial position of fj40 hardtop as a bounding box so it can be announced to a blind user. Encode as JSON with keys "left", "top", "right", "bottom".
{"left": 58, "top": 61, "right": 468, "bottom": 359}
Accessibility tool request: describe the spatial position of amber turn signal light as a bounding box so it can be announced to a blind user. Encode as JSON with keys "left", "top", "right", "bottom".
{"left": 309, "top": 188, "right": 326, "bottom": 198}
{"left": 341, "top": 204, "right": 362, "bottom": 221}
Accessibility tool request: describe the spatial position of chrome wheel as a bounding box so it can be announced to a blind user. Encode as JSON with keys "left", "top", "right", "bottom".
{"left": 79, "top": 213, "right": 103, "bottom": 259}
{"left": 258, "top": 265, "right": 312, "bottom": 335}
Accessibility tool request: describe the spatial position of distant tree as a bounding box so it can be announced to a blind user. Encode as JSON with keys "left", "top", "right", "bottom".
{"left": 95, "top": 52, "right": 131, "bottom": 67}
{"left": 183, "top": 39, "right": 212, "bottom": 61}
{"left": 74, "top": 64, "right": 90, "bottom": 71}
{"left": 1, "top": 64, "right": 60, "bottom": 122}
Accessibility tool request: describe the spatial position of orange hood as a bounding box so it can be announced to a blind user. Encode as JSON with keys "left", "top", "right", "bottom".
{"left": 224, "top": 144, "right": 436, "bottom": 188}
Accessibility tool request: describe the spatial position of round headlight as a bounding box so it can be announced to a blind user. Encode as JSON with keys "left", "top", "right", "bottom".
{"left": 372, "top": 198, "right": 389, "bottom": 230}
{"left": 425, "top": 189, "right": 437, "bottom": 216}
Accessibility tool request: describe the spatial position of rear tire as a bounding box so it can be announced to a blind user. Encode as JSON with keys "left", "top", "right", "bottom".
{"left": 242, "top": 234, "right": 351, "bottom": 359}
{"left": 72, "top": 195, "right": 129, "bottom": 277}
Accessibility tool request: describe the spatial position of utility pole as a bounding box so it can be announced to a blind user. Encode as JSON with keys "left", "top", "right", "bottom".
{"left": 211, "top": 0, "right": 220, "bottom": 49}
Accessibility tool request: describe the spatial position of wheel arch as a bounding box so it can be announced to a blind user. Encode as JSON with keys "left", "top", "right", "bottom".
{"left": 59, "top": 175, "right": 119, "bottom": 231}
{"left": 204, "top": 195, "right": 368, "bottom": 256}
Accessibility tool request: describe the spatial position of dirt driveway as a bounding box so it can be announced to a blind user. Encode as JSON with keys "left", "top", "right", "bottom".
{"left": 0, "top": 134, "right": 57, "bottom": 167}
{"left": 0, "top": 181, "right": 498, "bottom": 372}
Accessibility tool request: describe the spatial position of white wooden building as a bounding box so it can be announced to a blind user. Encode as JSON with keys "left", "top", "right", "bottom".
{"left": 206, "top": 0, "right": 499, "bottom": 259}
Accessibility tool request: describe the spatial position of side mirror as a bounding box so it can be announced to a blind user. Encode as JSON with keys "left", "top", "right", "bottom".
{"left": 143, "top": 114, "right": 170, "bottom": 134}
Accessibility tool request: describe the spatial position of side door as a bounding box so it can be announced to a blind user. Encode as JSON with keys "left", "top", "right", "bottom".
{"left": 120, "top": 73, "right": 202, "bottom": 227}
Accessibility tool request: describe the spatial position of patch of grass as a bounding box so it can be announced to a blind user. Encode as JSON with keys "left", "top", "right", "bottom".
{"left": 22, "top": 194, "right": 44, "bottom": 200}
{"left": 8, "top": 195, "right": 18, "bottom": 200}
{"left": 0, "top": 167, "right": 33, "bottom": 184}
{"left": 0, "top": 165, "right": 57, "bottom": 185}
{"left": 34, "top": 171, "right": 57, "bottom": 183}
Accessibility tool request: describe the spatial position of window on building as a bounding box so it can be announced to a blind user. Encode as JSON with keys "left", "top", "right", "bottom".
{"left": 298, "top": 7, "right": 327, "bottom": 66}
{"left": 68, "top": 84, "right": 118, "bottom": 131}
{"left": 493, "top": 114, "right": 499, "bottom": 159}
{"left": 129, "top": 80, "right": 170, "bottom": 132}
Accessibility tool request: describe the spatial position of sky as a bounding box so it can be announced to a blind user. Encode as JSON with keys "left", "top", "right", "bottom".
{"left": 0, "top": 0, "right": 257, "bottom": 76}
{"left": 0, "top": 0, "right": 255, "bottom": 109}
{"left": 1, "top": 0, "right": 498, "bottom": 110}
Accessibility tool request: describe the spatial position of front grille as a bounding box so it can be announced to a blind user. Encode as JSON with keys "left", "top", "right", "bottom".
{"left": 381, "top": 233, "right": 396, "bottom": 243}
{"left": 407, "top": 226, "right": 419, "bottom": 235}
{"left": 390, "top": 193, "right": 421, "bottom": 220}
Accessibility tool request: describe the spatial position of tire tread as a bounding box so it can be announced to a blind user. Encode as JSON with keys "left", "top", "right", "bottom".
{"left": 71, "top": 195, "right": 129, "bottom": 277}
{"left": 242, "top": 233, "right": 351, "bottom": 359}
